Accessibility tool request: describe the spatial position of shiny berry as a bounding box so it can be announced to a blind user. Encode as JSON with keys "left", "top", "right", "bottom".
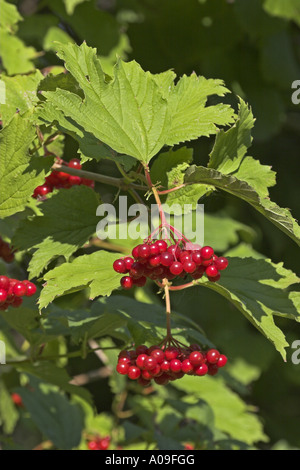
{"left": 129, "top": 262, "right": 144, "bottom": 279}
{"left": 144, "top": 356, "right": 157, "bottom": 371}
{"left": 24, "top": 282, "right": 37, "bottom": 297}
{"left": 192, "top": 251, "right": 202, "bottom": 265}
{"left": 124, "top": 257, "right": 134, "bottom": 271}
{"left": 189, "top": 351, "right": 204, "bottom": 367}
{"left": 148, "top": 255, "right": 161, "bottom": 267}
{"left": 170, "top": 261, "right": 183, "bottom": 275}
{"left": 160, "top": 252, "right": 174, "bottom": 267}
{"left": 214, "top": 257, "right": 229, "bottom": 271}
{"left": 217, "top": 355, "right": 228, "bottom": 368}
{"left": 206, "top": 349, "right": 220, "bottom": 364}
{"left": 138, "top": 244, "right": 151, "bottom": 258}
{"left": 194, "top": 364, "right": 208, "bottom": 376}
{"left": 116, "top": 362, "right": 129, "bottom": 375}
{"left": 149, "top": 243, "right": 160, "bottom": 256}
{"left": 160, "top": 360, "right": 170, "bottom": 372}
{"left": 183, "top": 260, "right": 196, "bottom": 273}
{"left": 169, "top": 359, "right": 182, "bottom": 373}
{"left": 0, "top": 276, "right": 10, "bottom": 291}
{"left": 150, "top": 349, "right": 165, "bottom": 363}
{"left": 132, "top": 245, "right": 140, "bottom": 259}
{"left": 113, "top": 259, "right": 127, "bottom": 273}
{"left": 0, "top": 289, "right": 8, "bottom": 303}
{"left": 13, "top": 283, "right": 27, "bottom": 297}
{"left": 207, "top": 272, "right": 221, "bottom": 282}
{"left": 68, "top": 158, "right": 82, "bottom": 170}
{"left": 136, "top": 354, "right": 148, "bottom": 369}
{"left": 69, "top": 175, "right": 82, "bottom": 185}
{"left": 155, "top": 240, "right": 168, "bottom": 253}
{"left": 165, "top": 347, "right": 178, "bottom": 361}
{"left": 200, "top": 246, "right": 214, "bottom": 259}
{"left": 181, "top": 359, "right": 194, "bottom": 374}
{"left": 205, "top": 265, "right": 219, "bottom": 278}
{"left": 120, "top": 276, "right": 133, "bottom": 289}
{"left": 127, "top": 366, "right": 141, "bottom": 380}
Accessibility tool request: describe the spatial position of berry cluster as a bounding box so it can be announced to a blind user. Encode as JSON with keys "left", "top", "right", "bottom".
{"left": 116, "top": 344, "right": 227, "bottom": 386}
{"left": 0, "top": 237, "right": 15, "bottom": 263}
{"left": 33, "top": 158, "right": 95, "bottom": 199}
{"left": 113, "top": 240, "right": 228, "bottom": 289}
{"left": 87, "top": 436, "right": 110, "bottom": 450}
{"left": 0, "top": 275, "right": 37, "bottom": 311}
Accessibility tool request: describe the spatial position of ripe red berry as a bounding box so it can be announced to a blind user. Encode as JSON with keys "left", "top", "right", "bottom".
{"left": 192, "top": 251, "right": 202, "bottom": 265}
{"left": 179, "top": 251, "right": 191, "bottom": 263}
{"left": 160, "top": 252, "right": 174, "bottom": 267}
{"left": 0, "top": 289, "right": 8, "bottom": 303}
{"left": 142, "top": 370, "right": 152, "bottom": 380}
{"left": 148, "top": 255, "right": 161, "bottom": 267}
{"left": 69, "top": 175, "right": 82, "bottom": 185}
{"left": 116, "top": 362, "right": 129, "bottom": 375}
{"left": 181, "top": 359, "right": 194, "bottom": 374}
{"left": 200, "top": 246, "right": 214, "bottom": 260}
{"left": 144, "top": 356, "right": 158, "bottom": 371}
{"left": 149, "top": 243, "right": 160, "bottom": 256}
{"left": 160, "top": 360, "right": 170, "bottom": 372}
{"left": 155, "top": 240, "right": 168, "bottom": 253}
{"left": 11, "top": 297, "right": 23, "bottom": 308}
{"left": 138, "top": 377, "right": 151, "bottom": 387}
{"left": 13, "top": 283, "right": 27, "bottom": 297}
{"left": 206, "top": 349, "right": 220, "bottom": 364}
{"left": 133, "top": 276, "right": 147, "bottom": 287}
{"left": 11, "top": 393, "right": 23, "bottom": 407}
{"left": 99, "top": 437, "right": 111, "bottom": 450}
{"left": 24, "top": 282, "right": 37, "bottom": 297}
{"left": 207, "top": 272, "right": 221, "bottom": 282}
{"left": 169, "top": 359, "right": 182, "bottom": 373}
{"left": 205, "top": 265, "right": 219, "bottom": 278}
{"left": 124, "top": 257, "right": 134, "bottom": 270}
{"left": 183, "top": 260, "right": 196, "bottom": 273}
{"left": 68, "top": 158, "right": 82, "bottom": 170}
{"left": 127, "top": 366, "right": 141, "bottom": 380}
{"left": 138, "top": 244, "right": 151, "bottom": 258}
{"left": 120, "top": 276, "right": 133, "bottom": 289}
{"left": 113, "top": 259, "right": 127, "bottom": 273}
{"left": 208, "top": 365, "right": 219, "bottom": 376}
{"left": 135, "top": 345, "right": 148, "bottom": 355}
{"left": 189, "top": 351, "right": 204, "bottom": 367}
{"left": 170, "top": 261, "right": 183, "bottom": 275}
{"left": 214, "top": 257, "right": 229, "bottom": 271}
{"left": 129, "top": 262, "right": 144, "bottom": 279}
{"left": 88, "top": 441, "right": 98, "bottom": 450}
{"left": 150, "top": 349, "right": 165, "bottom": 363}
{"left": 33, "top": 184, "right": 52, "bottom": 198}
{"left": 136, "top": 354, "right": 148, "bottom": 369}
{"left": 194, "top": 363, "right": 208, "bottom": 376}
{"left": 202, "top": 258, "right": 213, "bottom": 267}
{"left": 0, "top": 275, "right": 10, "bottom": 290}
{"left": 154, "top": 374, "right": 169, "bottom": 385}
{"left": 132, "top": 245, "right": 140, "bottom": 259}
{"left": 150, "top": 364, "right": 161, "bottom": 377}
{"left": 165, "top": 347, "right": 178, "bottom": 361}
{"left": 217, "top": 354, "right": 228, "bottom": 368}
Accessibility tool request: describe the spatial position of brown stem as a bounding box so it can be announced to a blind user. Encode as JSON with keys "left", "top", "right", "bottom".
{"left": 164, "top": 280, "right": 172, "bottom": 338}
{"left": 144, "top": 164, "right": 167, "bottom": 227}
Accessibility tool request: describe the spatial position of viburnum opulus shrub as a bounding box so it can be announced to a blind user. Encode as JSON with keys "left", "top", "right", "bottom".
{"left": 0, "top": 0, "right": 300, "bottom": 451}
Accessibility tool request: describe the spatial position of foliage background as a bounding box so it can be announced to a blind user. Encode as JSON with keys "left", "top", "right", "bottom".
{"left": 0, "top": 0, "right": 300, "bottom": 450}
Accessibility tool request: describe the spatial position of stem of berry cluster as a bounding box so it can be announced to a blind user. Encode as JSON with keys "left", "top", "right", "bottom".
{"left": 164, "top": 282, "right": 172, "bottom": 338}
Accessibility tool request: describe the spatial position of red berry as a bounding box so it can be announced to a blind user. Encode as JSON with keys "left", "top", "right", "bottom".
{"left": 206, "top": 349, "right": 220, "bottom": 364}
{"left": 149, "top": 243, "right": 160, "bottom": 256}
{"left": 170, "top": 261, "right": 183, "bottom": 275}
{"left": 11, "top": 393, "right": 23, "bottom": 407}
{"left": 202, "top": 258, "right": 213, "bottom": 267}
{"left": 208, "top": 365, "right": 219, "bottom": 376}
{"left": 184, "top": 444, "right": 194, "bottom": 450}
{"left": 11, "top": 297, "right": 23, "bottom": 308}
{"left": 13, "top": 283, "right": 27, "bottom": 297}
{"left": 183, "top": 260, "right": 196, "bottom": 274}
{"left": 189, "top": 351, "right": 204, "bottom": 367}
{"left": 138, "top": 244, "right": 151, "bottom": 259}
{"left": 160, "top": 360, "right": 170, "bottom": 372}
{"left": 191, "top": 266, "right": 205, "bottom": 280}
{"left": 200, "top": 246, "right": 214, "bottom": 259}
{"left": 136, "top": 354, "right": 148, "bottom": 369}
{"left": 148, "top": 254, "right": 161, "bottom": 267}
{"left": 154, "top": 374, "right": 169, "bottom": 385}
{"left": 150, "top": 364, "right": 161, "bottom": 377}
{"left": 135, "top": 345, "right": 148, "bottom": 355}
{"left": 194, "top": 363, "right": 208, "bottom": 376}
{"left": 192, "top": 251, "right": 202, "bottom": 265}
{"left": 33, "top": 184, "right": 52, "bottom": 198}
{"left": 165, "top": 347, "right": 178, "bottom": 361}
{"left": 169, "top": 359, "right": 182, "bottom": 373}
{"left": 124, "top": 257, "right": 134, "bottom": 270}
{"left": 68, "top": 158, "right": 82, "bottom": 170}
{"left": 132, "top": 245, "right": 140, "bottom": 259}
{"left": 0, "top": 289, "right": 8, "bottom": 303}
{"left": 69, "top": 175, "right": 82, "bottom": 185}
{"left": 214, "top": 257, "right": 229, "bottom": 271}
{"left": 142, "top": 370, "right": 152, "bottom": 380}
{"left": 133, "top": 276, "right": 147, "bottom": 287}
{"left": 155, "top": 240, "right": 168, "bottom": 253}
{"left": 127, "top": 366, "right": 141, "bottom": 380}
{"left": 150, "top": 349, "right": 165, "bottom": 363}
{"left": 113, "top": 259, "right": 127, "bottom": 273}
{"left": 181, "top": 359, "right": 194, "bottom": 374}
{"left": 160, "top": 252, "right": 174, "bottom": 267}
{"left": 138, "top": 377, "right": 151, "bottom": 387}
{"left": 205, "top": 265, "right": 219, "bottom": 278}
{"left": 88, "top": 441, "right": 98, "bottom": 450}
{"left": 144, "top": 356, "right": 158, "bottom": 371}
{"left": 116, "top": 362, "right": 129, "bottom": 375}
{"left": 207, "top": 272, "right": 221, "bottom": 282}
{"left": 24, "top": 282, "right": 37, "bottom": 297}
{"left": 120, "top": 276, "right": 133, "bottom": 289}
{"left": 179, "top": 251, "right": 191, "bottom": 263}
{"left": 129, "top": 262, "right": 144, "bottom": 279}
{"left": 98, "top": 437, "right": 110, "bottom": 450}
{"left": 167, "top": 245, "right": 180, "bottom": 257}
{"left": 0, "top": 275, "right": 10, "bottom": 290}
{"left": 118, "top": 356, "right": 131, "bottom": 364}
{"left": 81, "top": 178, "right": 95, "bottom": 188}
{"left": 217, "top": 354, "right": 228, "bottom": 368}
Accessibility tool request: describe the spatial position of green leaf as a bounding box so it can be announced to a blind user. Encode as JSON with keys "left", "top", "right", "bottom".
{"left": 39, "top": 251, "right": 123, "bottom": 309}
{"left": 13, "top": 186, "right": 100, "bottom": 278}
{"left": 0, "top": 114, "right": 53, "bottom": 218}
{"left": 0, "top": 380, "right": 19, "bottom": 434}
{"left": 0, "top": 30, "right": 37, "bottom": 75}
{"left": 197, "top": 256, "right": 300, "bottom": 358}
{"left": 184, "top": 165, "right": 300, "bottom": 246}
{"left": 17, "top": 378, "right": 84, "bottom": 449}
{"left": 172, "top": 375, "right": 268, "bottom": 445}
{"left": 208, "top": 99, "right": 255, "bottom": 173}
{"left": 0, "top": 71, "right": 43, "bottom": 127}
{"left": 164, "top": 74, "right": 235, "bottom": 146}
{"left": 16, "top": 361, "right": 92, "bottom": 405}
{"left": 233, "top": 156, "right": 276, "bottom": 197}
{"left": 263, "top": 0, "right": 300, "bottom": 27}
{"left": 204, "top": 213, "right": 255, "bottom": 251}
{"left": 42, "top": 42, "right": 169, "bottom": 163}
{"left": 0, "top": 0, "right": 22, "bottom": 33}
{"left": 43, "top": 26, "right": 74, "bottom": 52}
{"left": 63, "top": 0, "right": 89, "bottom": 15}
{"left": 41, "top": 42, "right": 234, "bottom": 163}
